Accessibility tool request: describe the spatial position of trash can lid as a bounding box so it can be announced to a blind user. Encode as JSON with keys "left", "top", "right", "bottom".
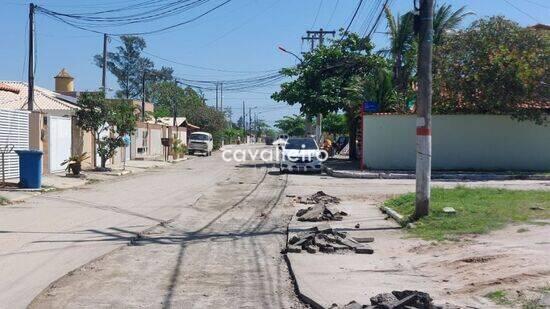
{"left": 15, "top": 149, "right": 44, "bottom": 155}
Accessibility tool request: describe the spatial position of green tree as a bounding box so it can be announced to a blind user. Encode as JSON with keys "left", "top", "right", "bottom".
{"left": 382, "top": 3, "right": 471, "bottom": 108}
{"left": 322, "top": 113, "right": 347, "bottom": 137}
{"left": 95, "top": 36, "right": 173, "bottom": 99}
{"left": 76, "top": 93, "right": 138, "bottom": 169}
{"left": 273, "top": 32, "right": 392, "bottom": 159}
{"left": 274, "top": 115, "right": 306, "bottom": 137}
{"left": 75, "top": 92, "right": 109, "bottom": 168}
{"left": 433, "top": 16, "right": 549, "bottom": 124}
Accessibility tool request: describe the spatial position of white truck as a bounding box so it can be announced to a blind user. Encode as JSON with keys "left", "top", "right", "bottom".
{"left": 188, "top": 132, "right": 213, "bottom": 156}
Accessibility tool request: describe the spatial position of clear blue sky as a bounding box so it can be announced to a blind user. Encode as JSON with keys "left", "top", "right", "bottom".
{"left": 1, "top": 0, "right": 548, "bottom": 124}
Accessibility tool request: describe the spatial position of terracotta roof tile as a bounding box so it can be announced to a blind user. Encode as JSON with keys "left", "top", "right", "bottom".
{"left": 0, "top": 81, "right": 78, "bottom": 112}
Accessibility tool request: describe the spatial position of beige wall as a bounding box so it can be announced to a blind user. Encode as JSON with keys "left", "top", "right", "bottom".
{"left": 362, "top": 114, "right": 550, "bottom": 171}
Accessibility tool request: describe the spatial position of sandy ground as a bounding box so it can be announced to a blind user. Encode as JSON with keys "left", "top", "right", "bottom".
{"left": 30, "top": 151, "right": 305, "bottom": 309}
{"left": 21, "top": 145, "right": 550, "bottom": 308}
{"left": 284, "top": 174, "right": 550, "bottom": 308}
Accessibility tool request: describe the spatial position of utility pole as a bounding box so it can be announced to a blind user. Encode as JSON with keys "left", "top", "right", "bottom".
{"left": 302, "top": 29, "right": 335, "bottom": 142}
{"left": 414, "top": 0, "right": 434, "bottom": 219}
{"left": 141, "top": 71, "right": 146, "bottom": 122}
{"left": 28, "top": 3, "right": 35, "bottom": 111}
{"left": 173, "top": 79, "right": 179, "bottom": 126}
{"left": 102, "top": 33, "right": 108, "bottom": 92}
{"left": 215, "top": 82, "right": 219, "bottom": 111}
{"left": 220, "top": 82, "right": 223, "bottom": 111}
{"left": 249, "top": 107, "right": 252, "bottom": 138}
{"left": 242, "top": 101, "right": 246, "bottom": 138}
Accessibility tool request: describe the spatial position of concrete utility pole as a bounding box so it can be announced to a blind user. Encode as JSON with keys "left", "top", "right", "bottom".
{"left": 249, "top": 107, "right": 252, "bottom": 138}
{"left": 28, "top": 3, "right": 35, "bottom": 111}
{"left": 220, "top": 82, "right": 223, "bottom": 111}
{"left": 102, "top": 34, "right": 108, "bottom": 92}
{"left": 242, "top": 101, "right": 246, "bottom": 138}
{"left": 215, "top": 82, "right": 219, "bottom": 111}
{"left": 302, "top": 29, "right": 335, "bottom": 142}
{"left": 141, "top": 71, "right": 146, "bottom": 122}
{"left": 173, "top": 79, "right": 179, "bottom": 127}
{"left": 414, "top": 0, "right": 434, "bottom": 219}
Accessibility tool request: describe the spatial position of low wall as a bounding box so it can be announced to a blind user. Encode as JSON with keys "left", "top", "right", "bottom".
{"left": 362, "top": 114, "right": 550, "bottom": 171}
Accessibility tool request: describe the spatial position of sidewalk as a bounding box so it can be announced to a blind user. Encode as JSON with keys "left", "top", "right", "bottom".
{"left": 324, "top": 159, "right": 550, "bottom": 181}
{"left": 0, "top": 158, "right": 187, "bottom": 203}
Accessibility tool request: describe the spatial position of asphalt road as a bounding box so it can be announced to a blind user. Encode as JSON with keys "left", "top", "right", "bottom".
{"left": 1, "top": 144, "right": 304, "bottom": 308}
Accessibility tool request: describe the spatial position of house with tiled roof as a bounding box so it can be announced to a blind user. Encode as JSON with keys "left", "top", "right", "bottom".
{"left": 0, "top": 69, "right": 82, "bottom": 175}
{"left": 0, "top": 80, "right": 78, "bottom": 116}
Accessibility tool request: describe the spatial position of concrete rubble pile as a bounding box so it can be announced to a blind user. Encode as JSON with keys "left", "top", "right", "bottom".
{"left": 330, "top": 290, "right": 460, "bottom": 309}
{"left": 296, "top": 204, "right": 348, "bottom": 221}
{"left": 295, "top": 191, "right": 341, "bottom": 205}
{"left": 287, "top": 224, "right": 373, "bottom": 254}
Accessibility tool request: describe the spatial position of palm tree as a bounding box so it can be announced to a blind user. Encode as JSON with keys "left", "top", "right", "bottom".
{"left": 433, "top": 4, "right": 474, "bottom": 45}
{"left": 383, "top": 6, "right": 415, "bottom": 92}
{"left": 383, "top": 3, "right": 472, "bottom": 95}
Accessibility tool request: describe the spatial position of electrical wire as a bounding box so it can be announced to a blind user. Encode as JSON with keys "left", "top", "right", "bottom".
{"left": 502, "top": 0, "right": 541, "bottom": 22}
{"left": 36, "top": 0, "right": 233, "bottom": 36}
{"left": 345, "top": 0, "right": 364, "bottom": 33}
{"left": 364, "top": 0, "right": 391, "bottom": 38}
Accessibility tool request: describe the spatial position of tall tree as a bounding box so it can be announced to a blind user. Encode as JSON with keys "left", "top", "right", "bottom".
{"left": 433, "top": 16, "right": 549, "bottom": 124}
{"left": 432, "top": 3, "right": 473, "bottom": 45}
{"left": 274, "top": 115, "right": 306, "bottom": 137}
{"left": 273, "top": 32, "right": 392, "bottom": 159}
{"left": 95, "top": 36, "right": 173, "bottom": 99}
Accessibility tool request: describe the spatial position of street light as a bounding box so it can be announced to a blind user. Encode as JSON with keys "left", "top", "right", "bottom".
{"left": 277, "top": 46, "right": 303, "bottom": 63}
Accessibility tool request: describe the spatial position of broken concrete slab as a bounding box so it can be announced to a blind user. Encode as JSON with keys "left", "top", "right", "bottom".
{"left": 288, "top": 224, "right": 374, "bottom": 254}
{"left": 442, "top": 207, "right": 456, "bottom": 214}
{"left": 295, "top": 191, "right": 341, "bottom": 205}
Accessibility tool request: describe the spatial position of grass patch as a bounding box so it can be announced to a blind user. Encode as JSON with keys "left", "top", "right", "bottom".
{"left": 0, "top": 196, "right": 8, "bottom": 205}
{"left": 485, "top": 290, "right": 512, "bottom": 305}
{"left": 384, "top": 187, "right": 550, "bottom": 240}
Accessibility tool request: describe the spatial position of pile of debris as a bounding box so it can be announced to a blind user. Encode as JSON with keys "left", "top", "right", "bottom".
{"left": 287, "top": 224, "right": 373, "bottom": 254}
{"left": 296, "top": 204, "right": 348, "bottom": 221}
{"left": 330, "top": 290, "right": 459, "bottom": 309}
{"left": 295, "top": 191, "right": 341, "bottom": 205}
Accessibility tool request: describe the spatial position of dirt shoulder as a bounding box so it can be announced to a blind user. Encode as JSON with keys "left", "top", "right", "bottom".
{"left": 283, "top": 175, "right": 550, "bottom": 308}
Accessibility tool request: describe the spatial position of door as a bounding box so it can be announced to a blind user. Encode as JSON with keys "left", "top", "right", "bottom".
{"left": 48, "top": 116, "right": 72, "bottom": 173}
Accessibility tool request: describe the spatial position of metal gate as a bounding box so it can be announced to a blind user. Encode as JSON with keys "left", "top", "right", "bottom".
{"left": 0, "top": 109, "right": 29, "bottom": 179}
{"left": 48, "top": 116, "right": 72, "bottom": 173}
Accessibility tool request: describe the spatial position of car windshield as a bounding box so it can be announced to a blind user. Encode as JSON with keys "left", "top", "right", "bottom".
{"left": 190, "top": 134, "right": 209, "bottom": 141}
{"left": 285, "top": 138, "right": 317, "bottom": 150}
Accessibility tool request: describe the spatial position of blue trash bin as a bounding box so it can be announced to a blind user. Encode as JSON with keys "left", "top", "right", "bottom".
{"left": 15, "top": 150, "right": 43, "bottom": 189}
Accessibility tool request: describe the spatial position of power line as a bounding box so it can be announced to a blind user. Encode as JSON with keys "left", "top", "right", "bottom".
{"left": 364, "top": 0, "right": 391, "bottom": 38}
{"left": 36, "top": 0, "right": 234, "bottom": 36}
{"left": 110, "top": 37, "right": 278, "bottom": 74}
{"left": 345, "top": 0, "right": 364, "bottom": 33}
{"left": 502, "top": 0, "right": 540, "bottom": 22}
{"left": 311, "top": 0, "right": 324, "bottom": 29}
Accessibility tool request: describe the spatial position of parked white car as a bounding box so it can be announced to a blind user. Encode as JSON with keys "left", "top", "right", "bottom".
{"left": 188, "top": 132, "right": 213, "bottom": 156}
{"left": 280, "top": 137, "right": 323, "bottom": 173}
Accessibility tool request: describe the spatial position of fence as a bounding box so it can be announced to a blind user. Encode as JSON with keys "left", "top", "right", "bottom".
{"left": 0, "top": 109, "right": 29, "bottom": 179}
{"left": 362, "top": 114, "right": 550, "bottom": 171}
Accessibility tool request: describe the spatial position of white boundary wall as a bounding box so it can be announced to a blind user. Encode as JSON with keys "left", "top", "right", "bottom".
{"left": 362, "top": 114, "right": 550, "bottom": 171}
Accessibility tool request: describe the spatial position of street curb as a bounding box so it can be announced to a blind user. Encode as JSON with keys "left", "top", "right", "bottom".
{"left": 283, "top": 217, "right": 326, "bottom": 309}
{"left": 380, "top": 206, "right": 407, "bottom": 226}
{"left": 324, "top": 166, "right": 550, "bottom": 181}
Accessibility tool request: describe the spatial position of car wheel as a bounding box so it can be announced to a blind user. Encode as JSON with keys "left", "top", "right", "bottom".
{"left": 189, "top": 151, "right": 194, "bottom": 155}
